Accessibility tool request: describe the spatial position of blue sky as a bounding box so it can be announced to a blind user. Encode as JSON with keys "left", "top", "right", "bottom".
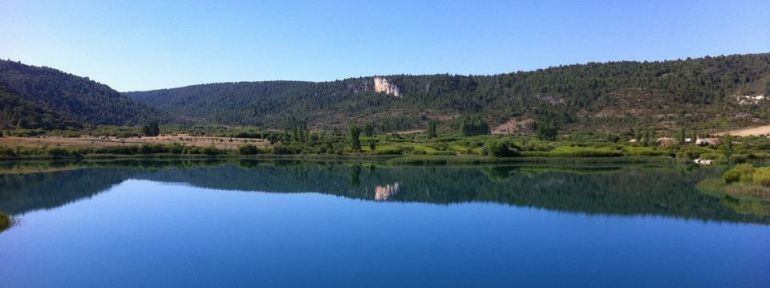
{"left": 1, "top": 0, "right": 769, "bottom": 91}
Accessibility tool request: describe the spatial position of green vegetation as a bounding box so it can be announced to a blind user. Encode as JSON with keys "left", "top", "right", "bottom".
{"left": 459, "top": 116, "right": 490, "bottom": 136}
{"left": 0, "top": 87, "right": 81, "bottom": 130}
{"left": 126, "top": 53, "right": 770, "bottom": 133}
{"left": 238, "top": 144, "right": 260, "bottom": 155}
{"left": 141, "top": 121, "right": 160, "bottom": 136}
{"left": 3, "top": 54, "right": 770, "bottom": 161}
{"left": 2, "top": 126, "right": 770, "bottom": 162}
{"left": 0, "top": 59, "right": 164, "bottom": 125}
{"left": 698, "top": 164, "right": 770, "bottom": 203}
{"left": 427, "top": 120, "right": 438, "bottom": 138}
{"left": 348, "top": 125, "right": 362, "bottom": 151}
{"left": 485, "top": 140, "right": 520, "bottom": 157}
{"left": 723, "top": 164, "right": 770, "bottom": 188}
{"left": 0, "top": 143, "right": 231, "bottom": 160}
{"left": 723, "top": 164, "right": 756, "bottom": 184}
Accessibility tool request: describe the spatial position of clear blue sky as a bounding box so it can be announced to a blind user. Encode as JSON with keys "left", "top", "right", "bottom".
{"left": 1, "top": 0, "right": 769, "bottom": 91}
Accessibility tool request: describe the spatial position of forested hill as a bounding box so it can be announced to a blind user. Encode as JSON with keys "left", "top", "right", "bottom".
{"left": 127, "top": 53, "right": 770, "bottom": 133}
{"left": 0, "top": 60, "right": 164, "bottom": 126}
{"left": 0, "top": 87, "right": 81, "bottom": 130}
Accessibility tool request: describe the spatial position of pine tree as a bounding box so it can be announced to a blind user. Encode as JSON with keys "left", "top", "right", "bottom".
{"left": 427, "top": 120, "right": 438, "bottom": 138}
{"left": 363, "top": 123, "right": 375, "bottom": 137}
{"left": 722, "top": 134, "right": 733, "bottom": 159}
{"left": 348, "top": 125, "right": 361, "bottom": 151}
{"left": 141, "top": 121, "right": 160, "bottom": 136}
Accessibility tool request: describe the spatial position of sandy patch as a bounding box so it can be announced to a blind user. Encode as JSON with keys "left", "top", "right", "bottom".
{"left": 715, "top": 125, "right": 770, "bottom": 137}
{"left": 492, "top": 117, "right": 534, "bottom": 135}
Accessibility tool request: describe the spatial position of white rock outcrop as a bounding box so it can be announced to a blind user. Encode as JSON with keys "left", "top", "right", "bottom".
{"left": 374, "top": 77, "right": 401, "bottom": 97}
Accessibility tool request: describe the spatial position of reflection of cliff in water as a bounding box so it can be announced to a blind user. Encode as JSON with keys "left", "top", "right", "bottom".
{"left": 375, "top": 183, "right": 400, "bottom": 201}
{"left": 0, "top": 161, "right": 766, "bottom": 224}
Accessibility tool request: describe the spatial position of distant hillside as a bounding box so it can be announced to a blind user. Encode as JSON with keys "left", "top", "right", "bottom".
{"left": 0, "top": 87, "right": 80, "bottom": 130}
{"left": 127, "top": 53, "right": 770, "bottom": 133}
{"left": 127, "top": 81, "right": 318, "bottom": 125}
{"left": 0, "top": 60, "right": 164, "bottom": 126}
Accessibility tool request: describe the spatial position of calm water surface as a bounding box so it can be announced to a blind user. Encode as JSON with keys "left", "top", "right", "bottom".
{"left": 0, "top": 160, "right": 768, "bottom": 287}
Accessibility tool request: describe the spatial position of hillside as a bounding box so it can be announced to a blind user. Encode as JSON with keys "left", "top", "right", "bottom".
{"left": 0, "top": 60, "right": 164, "bottom": 126}
{"left": 0, "top": 87, "right": 80, "bottom": 130}
{"left": 127, "top": 53, "right": 770, "bottom": 133}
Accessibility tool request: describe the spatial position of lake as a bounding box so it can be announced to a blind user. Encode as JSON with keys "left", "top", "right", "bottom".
{"left": 0, "top": 160, "right": 768, "bottom": 287}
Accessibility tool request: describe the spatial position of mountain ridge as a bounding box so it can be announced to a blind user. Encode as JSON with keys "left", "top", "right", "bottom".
{"left": 126, "top": 53, "right": 770, "bottom": 133}
{"left": 0, "top": 59, "right": 166, "bottom": 126}
{"left": 3, "top": 53, "right": 769, "bottom": 133}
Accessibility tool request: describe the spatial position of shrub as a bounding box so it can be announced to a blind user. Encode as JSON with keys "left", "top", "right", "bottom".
{"left": 97, "top": 146, "right": 139, "bottom": 154}
{"left": 238, "top": 144, "right": 260, "bottom": 155}
{"left": 545, "top": 146, "right": 623, "bottom": 157}
{"left": 201, "top": 146, "right": 225, "bottom": 155}
{"left": 48, "top": 148, "right": 78, "bottom": 158}
{"left": 731, "top": 154, "right": 748, "bottom": 163}
{"left": 723, "top": 164, "right": 755, "bottom": 184}
{"left": 723, "top": 170, "right": 742, "bottom": 184}
{"left": 372, "top": 145, "right": 404, "bottom": 155}
{"left": 139, "top": 144, "right": 160, "bottom": 154}
{"left": 167, "top": 143, "right": 185, "bottom": 154}
{"left": 624, "top": 146, "right": 669, "bottom": 157}
{"left": 272, "top": 144, "right": 300, "bottom": 155}
{"left": 411, "top": 145, "right": 440, "bottom": 155}
{"left": 0, "top": 147, "right": 17, "bottom": 157}
{"left": 752, "top": 168, "right": 770, "bottom": 187}
{"left": 485, "top": 140, "right": 521, "bottom": 157}
{"left": 700, "top": 153, "right": 727, "bottom": 163}
{"left": 676, "top": 147, "right": 713, "bottom": 160}
{"left": 141, "top": 121, "right": 160, "bottom": 136}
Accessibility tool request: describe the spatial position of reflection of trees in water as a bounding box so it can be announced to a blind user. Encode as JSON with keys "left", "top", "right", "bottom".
{"left": 721, "top": 197, "right": 770, "bottom": 218}
{"left": 0, "top": 161, "right": 766, "bottom": 224}
{"left": 0, "top": 213, "right": 10, "bottom": 233}
{"left": 0, "top": 168, "right": 138, "bottom": 215}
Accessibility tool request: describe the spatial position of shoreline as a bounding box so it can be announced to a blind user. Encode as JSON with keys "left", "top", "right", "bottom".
{"left": 0, "top": 153, "right": 685, "bottom": 164}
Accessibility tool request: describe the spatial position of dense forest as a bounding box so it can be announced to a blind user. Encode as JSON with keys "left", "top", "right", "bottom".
{"left": 127, "top": 53, "right": 770, "bottom": 133}
{"left": 2, "top": 54, "right": 769, "bottom": 134}
{"left": 0, "top": 88, "right": 81, "bottom": 130}
{"left": 0, "top": 60, "right": 165, "bottom": 126}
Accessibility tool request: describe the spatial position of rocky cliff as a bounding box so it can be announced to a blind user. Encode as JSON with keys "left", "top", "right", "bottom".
{"left": 373, "top": 77, "right": 401, "bottom": 97}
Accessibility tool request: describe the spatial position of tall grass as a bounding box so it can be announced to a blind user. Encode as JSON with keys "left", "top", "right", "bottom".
{"left": 753, "top": 168, "right": 770, "bottom": 187}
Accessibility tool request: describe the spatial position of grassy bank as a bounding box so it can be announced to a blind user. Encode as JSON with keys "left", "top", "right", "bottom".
{"left": 3, "top": 129, "right": 770, "bottom": 163}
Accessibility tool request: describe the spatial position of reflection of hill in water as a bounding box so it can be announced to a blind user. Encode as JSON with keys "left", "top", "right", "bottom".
{"left": 0, "top": 168, "right": 138, "bottom": 215}
{"left": 0, "top": 161, "right": 766, "bottom": 224}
